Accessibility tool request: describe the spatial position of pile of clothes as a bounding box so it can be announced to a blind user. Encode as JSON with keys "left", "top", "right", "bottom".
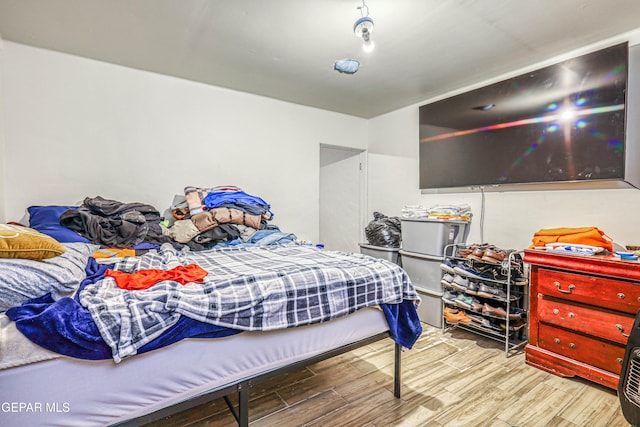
{"left": 401, "top": 204, "right": 472, "bottom": 221}
{"left": 163, "top": 186, "right": 294, "bottom": 250}
{"left": 59, "top": 186, "right": 296, "bottom": 252}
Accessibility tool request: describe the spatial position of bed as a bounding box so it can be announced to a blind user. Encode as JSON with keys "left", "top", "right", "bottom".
{"left": 0, "top": 227, "right": 422, "bottom": 426}
{"left": 1, "top": 306, "right": 402, "bottom": 426}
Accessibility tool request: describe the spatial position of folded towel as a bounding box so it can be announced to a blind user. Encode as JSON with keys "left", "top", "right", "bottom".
{"left": 530, "top": 227, "right": 613, "bottom": 252}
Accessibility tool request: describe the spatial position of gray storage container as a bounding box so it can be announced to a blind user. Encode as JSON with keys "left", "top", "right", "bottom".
{"left": 359, "top": 243, "right": 401, "bottom": 265}
{"left": 400, "top": 218, "right": 469, "bottom": 256}
{"left": 415, "top": 287, "right": 443, "bottom": 328}
{"left": 399, "top": 250, "right": 443, "bottom": 293}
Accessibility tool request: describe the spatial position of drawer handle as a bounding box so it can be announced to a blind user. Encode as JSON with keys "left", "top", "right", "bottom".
{"left": 616, "top": 324, "right": 630, "bottom": 337}
{"left": 619, "top": 293, "right": 626, "bottom": 299}
{"left": 568, "top": 312, "right": 575, "bottom": 318}
{"left": 553, "top": 309, "right": 559, "bottom": 315}
{"left": 554, "top": 282, "right": 575, "bottom": 294}
{"left": 569, "top": 343, "right": 576, "bottom": 349}
{"left": 618, "top": 358, "right": 624, "bottom": 364}
{"left": 554, "top": 338, "right": 560, "bottom": 344}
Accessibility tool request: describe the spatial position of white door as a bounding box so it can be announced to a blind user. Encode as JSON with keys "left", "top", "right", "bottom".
{"left": 319, "top": 144, "right": 366, "bottom": 253}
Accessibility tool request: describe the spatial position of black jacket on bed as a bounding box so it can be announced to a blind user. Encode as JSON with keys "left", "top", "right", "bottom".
{"left": 60, "top": 196, "right": 180, "bottom": 248}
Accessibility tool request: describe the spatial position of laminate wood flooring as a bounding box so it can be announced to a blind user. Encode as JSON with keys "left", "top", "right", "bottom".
{"left": 142, "top": 324, "right": 630, "bottom": 427}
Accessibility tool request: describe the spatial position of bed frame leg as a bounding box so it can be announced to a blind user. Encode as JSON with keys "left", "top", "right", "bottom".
{"left": 238, "top": 385, "right": 249, "bottom": 427}
{"left": 394, "top": 343, "right": 401, "bottom": 398}
{"left": 224, "top": 383, "right": 250, "bottom": 427}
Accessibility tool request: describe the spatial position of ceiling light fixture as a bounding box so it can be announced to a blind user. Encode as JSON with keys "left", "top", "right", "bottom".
{"left": 354, "top": 0, "right": 374, "bottom": 53}
{"left": 334, "top": 58, "right": 360, "bottom": 74}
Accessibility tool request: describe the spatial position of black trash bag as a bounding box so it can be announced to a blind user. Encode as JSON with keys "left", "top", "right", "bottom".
{"left": 365, "top": 212, "right": 401, "bottom": 248}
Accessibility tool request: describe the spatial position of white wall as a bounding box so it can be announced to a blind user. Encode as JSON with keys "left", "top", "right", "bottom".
{"left": 0, "top": 42, "right": 368, "bottom": 242}
{"left": 368, "top": 37, "right": 640, "bottom": 252}
{"left": 368, "top": 105, "right": 422, "bottom": 214}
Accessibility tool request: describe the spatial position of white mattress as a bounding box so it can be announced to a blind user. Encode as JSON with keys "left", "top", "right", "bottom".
{"left": 0, "top": 307, "right": 389, "bottom": 427}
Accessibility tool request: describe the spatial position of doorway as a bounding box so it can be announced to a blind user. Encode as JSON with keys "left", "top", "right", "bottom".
{"left": 319, "top": 144, "right": 366, "bottom": 253}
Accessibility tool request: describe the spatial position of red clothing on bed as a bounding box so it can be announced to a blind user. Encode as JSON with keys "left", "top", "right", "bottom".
{"left": 106, "top": 264, "right": 208, "bottom": 290}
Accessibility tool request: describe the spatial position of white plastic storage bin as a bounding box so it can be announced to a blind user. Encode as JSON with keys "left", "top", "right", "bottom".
{"left": 415, "top": 288, "right": 443, "bottom": 328}
{"left": 359, "top": 243, "right": 401, "bottom": 265}
{"left": 399, "top": 250, "right": 443, "bottom": 293}
{"left": 400, "top": 218, "right": 469, "bottom": 256}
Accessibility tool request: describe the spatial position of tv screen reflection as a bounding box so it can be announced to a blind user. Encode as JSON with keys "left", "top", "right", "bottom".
{"left": 419, "top": 42, "right": 628, "bottom": 189}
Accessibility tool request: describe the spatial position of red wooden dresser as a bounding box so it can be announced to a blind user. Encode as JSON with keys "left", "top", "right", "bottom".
{"left": 524, "top": 249, "right": 640, "bottom": 390}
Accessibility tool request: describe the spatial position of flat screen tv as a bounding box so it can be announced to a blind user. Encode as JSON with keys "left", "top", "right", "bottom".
{"left": 419, "top": 42, "right": 629, "bottom": 191}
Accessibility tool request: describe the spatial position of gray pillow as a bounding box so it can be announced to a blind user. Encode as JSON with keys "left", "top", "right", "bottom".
{"left": 0, "top": 242, "right": 98, "bottom": 312}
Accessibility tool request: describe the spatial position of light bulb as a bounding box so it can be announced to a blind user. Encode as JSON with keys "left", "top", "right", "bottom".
{"left": 363, "top": 39, "right": 375, "bottom": 53}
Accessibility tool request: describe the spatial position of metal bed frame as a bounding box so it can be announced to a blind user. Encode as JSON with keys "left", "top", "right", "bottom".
{"left": 115, "top": 332, "right": 401, "bottom": 427}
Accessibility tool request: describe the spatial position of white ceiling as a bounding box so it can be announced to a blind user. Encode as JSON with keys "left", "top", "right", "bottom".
{"left": 2, "top": 0, "right": 640, "bottom": 119}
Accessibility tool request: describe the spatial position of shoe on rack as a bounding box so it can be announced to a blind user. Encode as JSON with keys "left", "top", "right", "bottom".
{"left": 476, "top": 284, "right": 508, "bottom": 301}
{"left": 466, "top": 313, "right": 492, "bottom": 327}
{"left": 472, "top": 302, "right": 484, "bottom": 312}
{"left": 454, "top": 293, "right": 472, "bottom": 309}
{"left": 440, "top": 273, "right": 455, "bottom": 287}
{"left": 454, "top": 293, "right": 482, "bottom": 311}
{"left": 450, "top": 307, "right": 473, "bottom": 324}
{"left": 444, "top": 307, "right": 472, "bottom": 324}
{"left": 482, "top": 302, "right": 508, "bottom": 318}
{"left": 509, "top": 252, "right": 524, "bottom": 269}
{"left": 440, "top": 259, "right": 457, "bottom": 274}
{"left": 450, "top": 275, "right": 469, "bottom": 292}
{"left": 486, "top": 320, "right": 504, "bottom": 332}
{"left": 481, "top": 248, "right": 506, "bottom": 264}
{"left": 455, "top": 247, "right": 473, "bottom": 258}
{"left": 507, "top": 306, "right": 525, "bottom": 320}
{"left": 442, "top": 291, "right": 459, "bottom": 305}
{"left": 453, "top": 263, "right": 492, "bottom": 280}
{"left": 467, "top": 246, "right": 487, "bottom": 261}
{"left": 492, "top": 266, "right": 529, "bottom": 286}
{"left": 444, "top": 307, "right": 460, "bottom": 324}
{"left": 499, "top": 318, "right": 527, "bottom": 331}
{"left": 466, "top": 281, "right": 479, "bottom": 295}
{"left": 511, "top": 270, "right": 528, "bottom": 286}
{"left": 492, "top": 270, "right": 508, "bottom": 283}
{"left": 464, "top": 295, "right": 483, "bottom": 312}
{"left": 499, "top": 252, "right": 524, "bottom": 270}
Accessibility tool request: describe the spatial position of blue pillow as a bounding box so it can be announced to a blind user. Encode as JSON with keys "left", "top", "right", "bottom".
{"left": 27, "top": 206, "right": 91, "bottom": 243}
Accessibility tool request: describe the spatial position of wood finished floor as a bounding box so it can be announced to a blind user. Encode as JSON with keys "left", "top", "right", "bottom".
{"left": 142, "top": 323, "right": 630, "bottom": 427}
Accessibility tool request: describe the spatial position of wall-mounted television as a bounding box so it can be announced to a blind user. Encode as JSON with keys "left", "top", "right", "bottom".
{"left": 419, "top": 42, "right": 633, "bottom": 191}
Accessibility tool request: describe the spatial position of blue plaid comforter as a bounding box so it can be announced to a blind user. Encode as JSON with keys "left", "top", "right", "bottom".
{"left": 79, "top": 243, "right": 420, "bottom": 363}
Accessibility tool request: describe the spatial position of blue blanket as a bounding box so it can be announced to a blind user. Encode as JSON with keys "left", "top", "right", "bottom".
{"left": 7, "top": 257, "right": 422, "bottom": 361}
{"left": 6, "top": 258, "right": 240, "bottom": 360}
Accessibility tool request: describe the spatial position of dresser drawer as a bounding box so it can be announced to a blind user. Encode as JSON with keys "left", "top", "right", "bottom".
{"left": 538, "top": 323, "right": 625, "bottom": 374}
{"left": 537, "top": 268, "right": 640, "bottom": 314}
{"left": 538, "top": 296, "right": 634, "bottom": 345}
